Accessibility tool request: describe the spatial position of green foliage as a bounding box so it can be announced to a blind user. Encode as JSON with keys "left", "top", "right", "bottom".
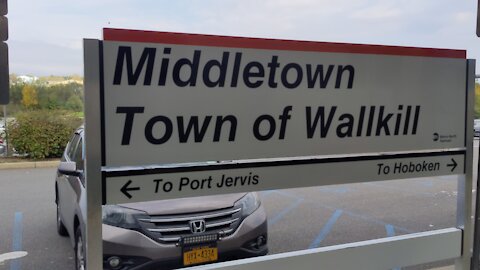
{"left": 7, "top": 82, "right": 84, "bottom": 115}
{"left": 65, "top": 95, "right": 83, "bottom": 111}
{"left": 10, "top": 83, "right": 23, "bottom": 104}
{"left": 35, "top": 83, "right": 84, "bottom": 112}
{"left": 7, "top": 110, "right": 82, "bottom": 159}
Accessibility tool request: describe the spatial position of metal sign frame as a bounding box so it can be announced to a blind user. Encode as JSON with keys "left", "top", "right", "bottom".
{"left": 83, "top": 30, "right": 475, "bottom": 270}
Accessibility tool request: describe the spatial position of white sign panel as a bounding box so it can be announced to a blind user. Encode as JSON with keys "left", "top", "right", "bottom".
{"left": 86, "top": 28, "right": 470, "bottom": 204}
{"left": 101, "top": 29, "right": 467, "bottom": 168}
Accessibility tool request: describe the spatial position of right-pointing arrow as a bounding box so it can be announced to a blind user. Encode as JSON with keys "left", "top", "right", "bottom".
{"left": 447, "top": 158, "right": 457, "bottom": 172}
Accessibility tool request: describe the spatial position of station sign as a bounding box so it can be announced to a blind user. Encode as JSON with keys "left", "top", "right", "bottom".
{"left": 87, "top": 28, "right": 467, "bottom": 204}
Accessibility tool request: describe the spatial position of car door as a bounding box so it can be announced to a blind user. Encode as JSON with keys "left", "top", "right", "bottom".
{"left": 57, "top": 133, "right": 83, "bottom": 236}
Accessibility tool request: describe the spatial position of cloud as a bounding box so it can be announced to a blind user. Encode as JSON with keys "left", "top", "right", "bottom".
{"left": 350, "top": 5, "right": 403, "bottom": 21}
{"left": 5, "top": 0, "right": 480, "bottom": 75}
{"left": 452, "top": 11, "right": 474, "bottom": 24}
{"left": 9, "top": 40, "right": 82, "bottom": 76}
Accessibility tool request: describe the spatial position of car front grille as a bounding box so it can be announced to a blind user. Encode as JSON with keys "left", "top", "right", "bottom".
{"left": 137, "top": 206, "right": 242, "bottom": 244}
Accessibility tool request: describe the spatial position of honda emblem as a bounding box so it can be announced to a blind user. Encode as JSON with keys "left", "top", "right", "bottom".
{"left": 189, "top": 220, "right": 206, "bottom": 234}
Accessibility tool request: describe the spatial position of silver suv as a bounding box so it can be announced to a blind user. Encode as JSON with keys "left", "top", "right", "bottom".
{"left": 55, "top": 127, "right": 268, "bottom": 270}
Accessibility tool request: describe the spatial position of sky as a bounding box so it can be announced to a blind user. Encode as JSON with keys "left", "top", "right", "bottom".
{"left": 5, "top": 0, "right": 480, "bottom": 76}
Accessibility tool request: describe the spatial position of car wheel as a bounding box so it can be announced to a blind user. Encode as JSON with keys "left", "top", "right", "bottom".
{"left": 56, "top": 202, "right": 68, "bottom": 236}
{"left": 75, "top": 227, "right": 86, "bottom": 270}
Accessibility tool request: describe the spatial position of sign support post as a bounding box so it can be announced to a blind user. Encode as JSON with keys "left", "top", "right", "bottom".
{"left": 472, "top": 4, "right": 480, "bottom": 267}
{"left": 456, "top": 59, "right": 475, "bottom": 270}
{"left": 83, "top": 39, "right": 103, "bottom": 270}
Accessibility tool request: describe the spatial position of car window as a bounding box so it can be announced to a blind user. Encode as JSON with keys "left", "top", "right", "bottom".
{"left": 67, "top": 134, "right": 81, "bottom": 161}
{"left": 73, "top": 137, "right": 84, "bottom": 171}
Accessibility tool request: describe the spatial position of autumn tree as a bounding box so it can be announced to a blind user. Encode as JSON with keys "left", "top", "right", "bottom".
{"left": 21, "top": 85, "right": 39, "bottom": 109}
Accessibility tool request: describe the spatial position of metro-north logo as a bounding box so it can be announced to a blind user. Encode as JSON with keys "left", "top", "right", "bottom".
{"left": 112, "top": 46, "right": 355, "bottom": 89}
{"left": 432, "top": 133, "right": 457, "bottom": 143}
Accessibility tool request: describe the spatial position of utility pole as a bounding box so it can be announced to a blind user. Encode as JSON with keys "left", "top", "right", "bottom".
{"left": 0, "top": 0, "right": 8, "bottom": 105}
{"left": 3, "top": 105, "right": 7, "bottom": 156}
{"left": 0, "top": 0, "right": 8, "bottom": 157}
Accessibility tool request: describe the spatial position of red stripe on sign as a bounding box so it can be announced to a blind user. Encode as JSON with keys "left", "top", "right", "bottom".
{"left": 103, "top": 28, "right": 466, "bottom": 59}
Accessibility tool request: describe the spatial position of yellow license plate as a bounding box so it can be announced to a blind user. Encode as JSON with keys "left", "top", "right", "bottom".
{"left": 183, "top": 245, "right": 218, "bottom": 266}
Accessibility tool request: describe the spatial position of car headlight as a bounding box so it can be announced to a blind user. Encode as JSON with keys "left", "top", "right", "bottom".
{"left": 102, "top": 205, "right": 147, "bottom": 229}
{"left": 235, "top": 193, "right": 261, "bottom": 218}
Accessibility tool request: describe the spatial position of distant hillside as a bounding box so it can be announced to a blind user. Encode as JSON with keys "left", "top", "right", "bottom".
{"left": 10, "top": 74, "right": 83, "bottom": 85}
{"left": 38, "top": 75, "right": 83, "bottom": 85}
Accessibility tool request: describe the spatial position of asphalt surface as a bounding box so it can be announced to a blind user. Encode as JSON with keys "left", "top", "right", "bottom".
{"left": 0, "top": 168, "right": 74, "bottom": 270}
{"left": 0, "top": 140, "right": 477, "bottom": 270}
{"left": 262, "top": 176, "right": 458, "bottom": 254}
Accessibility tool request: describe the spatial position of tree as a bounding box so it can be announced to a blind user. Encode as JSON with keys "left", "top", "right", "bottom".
{"left": 9, "top": 83, "right": 23, "bottom": 104}
{"left": 21, "top": 85, "right": 39, "bottom": 109}
{"left": 65, "top": 95, "right": 83, "bottom": 111}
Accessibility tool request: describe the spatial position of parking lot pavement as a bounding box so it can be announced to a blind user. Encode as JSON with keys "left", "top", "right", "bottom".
{"left": 0, "top": 168, "right": 74, "bottom": 270}
{"left": 259, "top": 175, "right": 458, "bottom": 256}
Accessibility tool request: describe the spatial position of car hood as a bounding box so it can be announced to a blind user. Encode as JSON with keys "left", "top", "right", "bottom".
{"left": 118, "top": 193, "right": 247, "bottom": 215}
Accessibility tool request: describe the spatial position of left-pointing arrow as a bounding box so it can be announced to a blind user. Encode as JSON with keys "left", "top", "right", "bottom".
{"left": 121, "top": 180, "right": 140, "bottom": 199}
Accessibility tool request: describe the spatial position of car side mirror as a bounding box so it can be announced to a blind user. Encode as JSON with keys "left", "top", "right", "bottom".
{"left": 58, "top": 161, "right": 81, "bottom": 177}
